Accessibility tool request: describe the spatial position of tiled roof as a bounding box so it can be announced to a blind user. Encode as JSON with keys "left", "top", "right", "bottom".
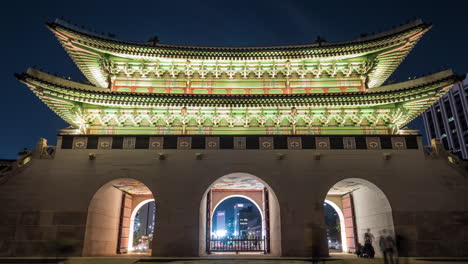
{"left": 46, "top": 19, "right": 431, "bottom": 89}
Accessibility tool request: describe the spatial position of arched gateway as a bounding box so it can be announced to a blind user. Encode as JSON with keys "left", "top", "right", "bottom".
{"left": 199, "top": 173, "right": 281, "bottom": 256}
{"left": 323, "top": 178, "right": 394, "bottom": 257}
{"left": 83, "top": 178, "right": 156, "bottom": 256}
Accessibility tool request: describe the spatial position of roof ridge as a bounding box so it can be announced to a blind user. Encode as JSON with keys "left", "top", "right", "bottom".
{"left": 48, "top": 18, "right": 430, "bottom": 50}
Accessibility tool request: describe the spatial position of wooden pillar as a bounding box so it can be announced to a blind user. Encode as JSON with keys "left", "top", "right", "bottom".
{"left": 185, "top": 79, "right": 191, "bottom": 94}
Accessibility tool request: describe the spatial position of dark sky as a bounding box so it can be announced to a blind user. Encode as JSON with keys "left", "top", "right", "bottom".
{"left": 1, "top": 0, "right": 467, "bottom": 158}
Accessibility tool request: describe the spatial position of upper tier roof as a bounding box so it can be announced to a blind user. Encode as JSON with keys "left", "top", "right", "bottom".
{"left": 47, "top": 19, "right": 431, "bottom": 89}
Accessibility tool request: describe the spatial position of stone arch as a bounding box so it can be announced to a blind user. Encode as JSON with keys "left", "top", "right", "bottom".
{"left": 82, "top": 178, "right": 156, "bottom": 256}
{"left": 199, "top": 172, "right": 281, "bottom": 256}
{"left": 323, "top": 178, "right": 395, "bottom": 257}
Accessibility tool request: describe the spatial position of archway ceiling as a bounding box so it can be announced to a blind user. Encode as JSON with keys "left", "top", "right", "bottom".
{"left": 212, "top": 175, "right": 265, "bottom": 190}
{"left": 113, "top": 179, "right": 152, "bottom": 195}
{"left": 327, "top": 180, "right": 367, "bottom": 195}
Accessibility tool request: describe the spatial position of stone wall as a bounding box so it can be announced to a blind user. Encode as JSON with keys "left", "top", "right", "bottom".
{"left": 0, "top": 135, "right": 467, "bottom": 257}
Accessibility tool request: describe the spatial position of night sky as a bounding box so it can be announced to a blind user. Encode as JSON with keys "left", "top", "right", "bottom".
{"left": 1, "top": 0, "right": 467, "bottom": 158}
{"left": 212, "top": 197, "right": 260, "bottom": 236}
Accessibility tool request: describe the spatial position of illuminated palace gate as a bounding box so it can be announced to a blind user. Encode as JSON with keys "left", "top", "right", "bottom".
{"left": 11, "top": 18, "right": 464, "bottom": 257}
{"left": 206, "top": 176, "right": 270, "bottom": 253}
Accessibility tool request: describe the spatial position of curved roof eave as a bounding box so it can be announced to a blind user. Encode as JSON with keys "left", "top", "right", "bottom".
{"left": 48, "top": 18, "right": 429, "bottom": 52}
{"left": 17, "top": 68, "right": 458, "bottom": 104}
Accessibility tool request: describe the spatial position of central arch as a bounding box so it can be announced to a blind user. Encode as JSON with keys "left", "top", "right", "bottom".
{"left": 199, "top": 172, "right": 281, "bottom": 256}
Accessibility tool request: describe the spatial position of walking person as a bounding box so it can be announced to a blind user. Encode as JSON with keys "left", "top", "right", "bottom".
{"left": 379, "top": 230, "right": 387, "bottom": 262}
{"left": 384, "top": 230, "right": 396, "bottom": 264}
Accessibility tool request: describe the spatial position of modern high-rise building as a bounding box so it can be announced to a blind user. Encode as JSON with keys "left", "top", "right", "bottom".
{"left": 233, "top": 203, "right": 245, "bottom": 237}
{"left": 215, "top": 210, "right": 226, "bottom": 234}
{"left": 423, "top": 75, "right": 468, "bottom": 159}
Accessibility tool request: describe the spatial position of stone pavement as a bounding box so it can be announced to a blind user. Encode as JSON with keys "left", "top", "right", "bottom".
{"left": 0, "top": 257, "right": 467, "bottom": 264}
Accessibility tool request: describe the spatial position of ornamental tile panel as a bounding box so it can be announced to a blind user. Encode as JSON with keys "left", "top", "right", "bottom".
{"left": 316, "top": 137, "right": 330, "bottom": 150}
{"left": 366, "top": 137, "right": 381, "bottom": 149}
{"left": 98, "top": 137, "right": 112, "bottom": 150}
{"left": 72, "top": 137, "right": 88, "bottom": 149}
{"left": 233, "top": 137, "right": 246, "bottom": 150}
{"left": 287, "top": 137, "right": 302, "bottom": 150}
{"left": 205, "top": 137, "right": 220, "bottom": 150}
{"left": 259, "top": 137, "right": 274, "bottom": 150}
{"left": 177, "top": 137, "right": 192, "bottom": 149}
{"left": 391, "top": 137, "right": 407, "bottom": 149}
{"left": 149, "top": 137, "right": 164, "bottom": 149}
{"left": 343, "top": 137, "right": 356, "bottom": 149}
{"left": 123, "top": 137, "right": 136, "bottom": 149}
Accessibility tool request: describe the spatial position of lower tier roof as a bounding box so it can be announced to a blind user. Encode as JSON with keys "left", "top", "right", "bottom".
{"left": 16, "top": 68, "right": 460, "bottom": 134}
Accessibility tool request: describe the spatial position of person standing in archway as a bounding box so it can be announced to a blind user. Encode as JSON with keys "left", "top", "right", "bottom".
{"left": 363, "top": 228, "right": 375, "bottom": 258}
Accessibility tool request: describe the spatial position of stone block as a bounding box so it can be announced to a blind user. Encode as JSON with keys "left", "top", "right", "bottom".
{"left": 205, "top": 137, "right": 220, "bottom": 150}
{"left": 72, "top": 137, "right": 88, "bottom": 149}
{"left": 0, "top": 212, "right": 18, "bottom": 225}
{"left": 149, "top": 137, "right": 164, "bottom": 149}
{"left": 13, "top": 241, "right": 54, "bottom": 256}
{"left": 394, "top": 225, "right": 418, "bottom": 240}
{"left": 0, "top": 226, "right": 16, "bottom": 239}
{"left": 415, "top": 240, "right": 440, "bottom": 256}
{"left": 316, "top": 137, "right": 330, "bottom": 149}
{"left": 15, "top": 226, "right": 57, "bottom": 241}
{"left": 391, "top": 137, "right": 406, "bottom": 149}
{"left": 259, "top": 137, "right": 274, "bottom": 150}
{"left": 53, "top": 212, "right": 87, "bottom": 226}
{"left": 392, "top": 211, "right": 415, "bottom": 226}
{"left": 38, "top": 211, "right": 54, "bottom": 226}
{"left": 54, "top": 239, "right": 84, "bottom": 257}
{"left": 0, "top": 239, "right": 13, "bottom": 256}
{"left": 233, "top": 137, "right": 246, "bottom": 149}
{"left": 123, "top": 137, "right": 136, "bottom": 149}
{"left": 98, "top": 137, "right": 112, "bottom": 149}
{"left": 19, "top": 211, "right": 40, "bottom": 225}
{"left": 56, "top": 226, "right": 85, "bottom": 241}
{"left": 366, "top": 137, "right": 381, "bottom": 149}
{"left": 287, "top": 137, "right": 302, "bottom": 150}
{"left": 177, "top": 137, "right": 192, "bottom": 149}
{"left": 451, "top": 211, "right": 468, "bottom": 225}
{"left": 343, "top": 137, "right": 356, "bottom": 149}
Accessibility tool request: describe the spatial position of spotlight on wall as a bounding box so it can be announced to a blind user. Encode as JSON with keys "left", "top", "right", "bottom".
{"left": 195, "top": 153, "right": 203, "bottom": 160}
{"left": 383, "top": 153, "right": 391, "bottom": 160}
{"left": 88, "top": 153, "right": 96, "bottom": 160}
{"left": 276, "top": 153, "right": 285, "bottom": 160}
{"left": 314, "top": 153, "right": 321, "bottom": 160}
{"left": 158, "top": 153, "right": 166, "bottom": 160}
